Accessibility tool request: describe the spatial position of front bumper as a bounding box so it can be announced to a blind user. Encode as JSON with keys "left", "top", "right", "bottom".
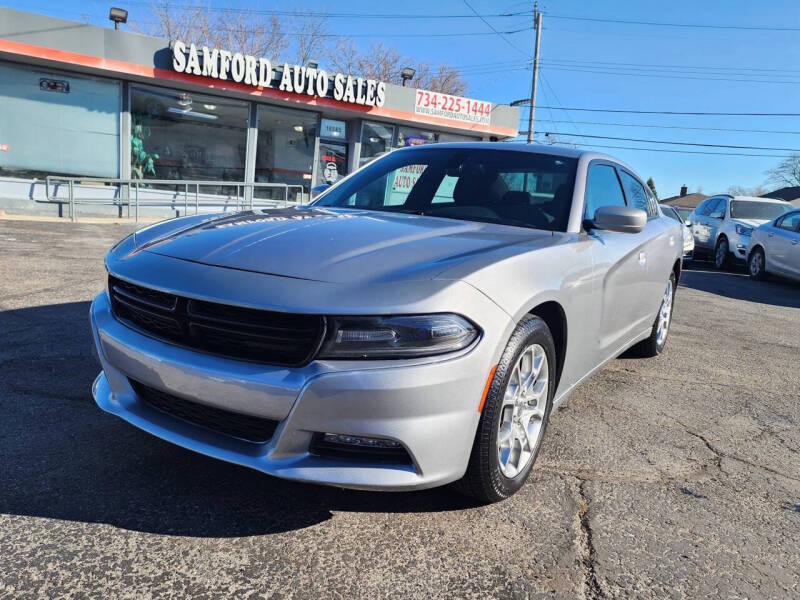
{"left": 90, "top": 289, "right": 510, "bottom": 491}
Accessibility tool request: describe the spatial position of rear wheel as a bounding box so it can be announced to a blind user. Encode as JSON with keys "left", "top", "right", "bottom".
{"left": 455, "top": 316, "right": 555, "bottom": 503}
{"left": 629, "top": 272, "right": 676, "bottom": 358}
{"left": 748, "top": 247, "right": 766, "bottom": 280}
{"left": 714, "top": 237, "right": 730, "bottom": 270}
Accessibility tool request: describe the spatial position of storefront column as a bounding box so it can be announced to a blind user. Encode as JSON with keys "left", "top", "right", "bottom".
{"left": 244, "top": 103, "right": 258, "bottom": 206}
{"left": 120, "top": 81, "right": 131, "bottom": 216}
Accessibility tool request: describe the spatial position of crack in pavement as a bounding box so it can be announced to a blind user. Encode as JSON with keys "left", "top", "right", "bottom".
{"left": 671, "top": 417, "right": 800, "bottom": 485}
{"left": 575, "top": 478, "right": 605, "bottom": 600}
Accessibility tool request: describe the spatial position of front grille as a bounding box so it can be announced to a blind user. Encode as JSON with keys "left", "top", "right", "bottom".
{"left": 109, "top": 276, "right": 325, "bottom": 366}
{"left": 130, "top": 379, "right": 278, "bottom": 443}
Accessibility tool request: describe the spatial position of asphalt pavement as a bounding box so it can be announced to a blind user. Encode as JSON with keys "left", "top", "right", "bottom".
{"left": 1, "top": 218, "right": 798, "bottom": 599}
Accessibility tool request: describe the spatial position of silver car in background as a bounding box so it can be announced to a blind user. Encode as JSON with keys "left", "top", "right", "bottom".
{"left": 91, "top": 144, "right": 682, "bottom": 502}
{"left": 747, "top": 209, "right": 800, "bottom": 282}
{"left": 689, "top": 195, "right": 792, "bottom": 269}
{"left": 660, "top": 203, "right": 694, "bottom": 262}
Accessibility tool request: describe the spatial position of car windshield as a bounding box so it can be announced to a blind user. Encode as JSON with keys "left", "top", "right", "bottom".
{"left": 313, "top": 147, "right": 578, "bottom": 232}
{"left": 730, "top": 201, "right": 791, "bottom": 220}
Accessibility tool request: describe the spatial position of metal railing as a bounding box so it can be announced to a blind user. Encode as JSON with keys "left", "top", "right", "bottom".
{"left": 42, "top": 176, "right": 307, "bottom": 222}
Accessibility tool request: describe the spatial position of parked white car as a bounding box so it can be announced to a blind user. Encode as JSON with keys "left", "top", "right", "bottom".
{"left": 689, "top": 195, "right": 793, "bottom": 269}
{"left": 746, "top": 209, "right": 800, "bottom": 282}
{"left": 660, "top": 204, "right": 694, "bottom": 262}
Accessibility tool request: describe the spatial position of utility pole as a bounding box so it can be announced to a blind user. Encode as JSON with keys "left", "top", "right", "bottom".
{"left": 527, "top": 3, "right": 542, "bottom": 143}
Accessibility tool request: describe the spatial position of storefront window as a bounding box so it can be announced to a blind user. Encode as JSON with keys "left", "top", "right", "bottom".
{"left": 0, "top": 63, "right": 119, "bottom": 179}
{"left": 359, "top": 121, "right": 394, "bottom": 167}
{"left": 395, "top": 126, "right": 438, "bottom": 148}
{"left": 130, "top": 85, "right": 248, "bottom": 186}
{"left": 254, "top": 104, "right": 317, "bottom": 200}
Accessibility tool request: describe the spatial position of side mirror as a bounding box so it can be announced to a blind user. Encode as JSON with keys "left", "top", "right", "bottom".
{"left": 591, "top": 205, "right": 647, "bottom": 234}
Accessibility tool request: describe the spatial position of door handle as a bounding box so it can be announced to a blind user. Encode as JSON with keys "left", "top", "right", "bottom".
{"left": 792, "top": 240, "right": 800, "bottom": 245}
{"left": 638, "top": 251, "right": 647, "bottom": 265}
{"left": 768, "top": 233, "right": 775, "bottom": 237}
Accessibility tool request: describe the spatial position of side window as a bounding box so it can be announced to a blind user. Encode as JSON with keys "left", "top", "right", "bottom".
{"left": 700, "top": 198, "right": 719, "bottom": 217}
{"left": 778, "top": 212, "right": 800, "bottom": 231}
{"left": 584, "top": 164, "right": 626, "bottom": 220}
{"left": 619, "top": 171, "right": 652, "bottom": 217}
{"left": 709, "top": 198, "right": 727, "bottom": 219}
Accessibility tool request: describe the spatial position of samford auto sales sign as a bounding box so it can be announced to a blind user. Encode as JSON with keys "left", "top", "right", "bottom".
{"left": 172, "top": 40, "right": 386, "bottom": 107}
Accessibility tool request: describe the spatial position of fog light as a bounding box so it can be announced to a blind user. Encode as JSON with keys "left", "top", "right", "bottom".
{"left": 323, "top": 433, "right": 401, "bottom": 448}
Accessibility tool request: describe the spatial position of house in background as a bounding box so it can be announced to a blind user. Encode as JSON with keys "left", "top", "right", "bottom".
{"left": 660, "top": 185, "right": 708, "bottom": 218}
{"left": 761, "top": 187, "right": 800, "bottom": 207}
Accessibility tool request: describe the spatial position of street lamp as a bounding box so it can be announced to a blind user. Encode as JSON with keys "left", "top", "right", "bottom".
{"left": 509, "top": 98, "right": 531, "bottom": 107}
{"left": 400, "top": 67, "right": 415, "bottom": 86}
{"left": 109, "top": 7, "right": 128, "bottom": 29}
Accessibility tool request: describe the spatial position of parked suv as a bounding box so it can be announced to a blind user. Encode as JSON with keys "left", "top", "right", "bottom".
{"left": 689, "top": 195, "right": 792, "bottom": 269}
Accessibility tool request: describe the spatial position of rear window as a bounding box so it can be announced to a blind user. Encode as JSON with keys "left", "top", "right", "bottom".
{"left": 314, "top": 148, "right": 578, "bottom": 232}
{"left": 730, "top": 201, "right": 791, "bottom": 220}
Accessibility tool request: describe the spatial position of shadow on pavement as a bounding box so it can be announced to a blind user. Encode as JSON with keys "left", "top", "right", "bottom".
{"left": 680, "top": 260, "right": 800, "bottom": 309}
{"left": 0, "top": 301, "right": 480, "bottom": 539}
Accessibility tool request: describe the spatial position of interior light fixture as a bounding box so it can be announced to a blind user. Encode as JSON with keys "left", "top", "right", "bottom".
{"left": 203, "top": 104, "right": 217, "bottom": 110}
{"left": 293, "top": 125, "right": 304, "bottom": 132}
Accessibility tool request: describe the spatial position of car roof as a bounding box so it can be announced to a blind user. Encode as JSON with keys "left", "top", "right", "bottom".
{"left": 729, "top": 195, "right": 789, "bottom": 203}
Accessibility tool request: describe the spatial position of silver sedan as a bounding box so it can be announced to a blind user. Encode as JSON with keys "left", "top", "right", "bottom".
{"left": 91, "top": 144, "right": 682, "bottom": 502}
{"left": 747, "top": 209, "right": 800, "bottom": 282}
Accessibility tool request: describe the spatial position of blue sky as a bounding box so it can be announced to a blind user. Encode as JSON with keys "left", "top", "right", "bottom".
{"left": 7, "top": 0, "right": 800, "bottom": 198}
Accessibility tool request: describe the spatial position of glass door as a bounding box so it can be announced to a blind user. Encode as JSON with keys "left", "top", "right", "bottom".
{"left": 318, "top": 141, "right": 348, "bottom": 186}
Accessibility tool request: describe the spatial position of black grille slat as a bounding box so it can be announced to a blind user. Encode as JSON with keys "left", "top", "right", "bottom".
{"left": 109, "top": 276, "right": 324, "bottom": 366}
{"left": 130, "top": 379, "right": 278, "bottom": 443}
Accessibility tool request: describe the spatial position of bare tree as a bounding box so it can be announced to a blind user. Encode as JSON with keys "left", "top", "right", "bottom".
{"left": 727, "top": 184, "right": 769, "bottom": 197}
{"left": 139, "top": 2, "right": 468, "bottom": 94}
{"left": 329, "top": 42, "right": 467, "bottom": 95}
{"left": 765, "top": 154, "right": 800, "bottom": 188}
{"left": 294, "top": 15, "right": 329, "bottom": 65}
{"left": 138, "top": 1, "right": 288, "bottom": 60}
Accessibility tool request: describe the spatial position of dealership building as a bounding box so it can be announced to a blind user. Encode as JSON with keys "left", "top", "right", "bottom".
{"left": 0, "top": 7, "right": 519, "bottom": 215}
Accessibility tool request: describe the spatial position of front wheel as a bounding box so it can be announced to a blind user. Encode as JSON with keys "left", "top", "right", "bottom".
{"left": 748, "top": 247, "right": 766, "bottom": 280}
{"left": 455, "top": 316, "right": 555, "bottom": 503}
{"left": 715, "top": 237, "right": 730, "bottom": 270}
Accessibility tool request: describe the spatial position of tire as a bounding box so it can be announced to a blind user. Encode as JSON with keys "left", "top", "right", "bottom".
{"left": 748, "top": 246, "right": 766, "bottom": 281}
{"left": 454, "top": 316, "right": 556, "bottom": 503}
{"left": 714, "top": 237, "right": 730, "bottom": 270}
{"left": 629, "top": 271, "right": 676, "bottom": 358}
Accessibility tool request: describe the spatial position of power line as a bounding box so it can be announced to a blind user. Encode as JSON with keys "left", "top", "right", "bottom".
{"left": 462, "top": 0, "right": 531, "bottom": 58}
{"left": 123, "top": 1, "right": 532, "bottom": 19}
{"left": 540, "top": 58, "right": 800, "bottom": 75}
{"left": 541, "top": 141, "right": 795, "bottom": 159}
{"left": 531, "top": 118, "right": 800, "bottom": 136}
{"left": 531, "top": 106, "right": 800, "bottom": 117}
{"left": 544, "top": 132, "right": 800, "bottom": 153}
{"left": 545, "top": 13, "right": 800, "bottom": 32}
{"left": 540, "top": 65, "right": 800, "bottom": 86}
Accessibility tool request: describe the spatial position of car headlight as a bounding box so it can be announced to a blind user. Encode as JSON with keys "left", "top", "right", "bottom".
{"left": 318, "top": 314, "right": 479, "bottom": 359}
{"left": 735, "top": 224, "right": 753, "bottom": 236}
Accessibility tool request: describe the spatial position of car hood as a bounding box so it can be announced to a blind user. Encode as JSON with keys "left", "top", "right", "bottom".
{"left": 733, "top": 218, "right": 771, "bottom": 229}
{"left": 136, "top": 207, "right": 555, "bottom": 283}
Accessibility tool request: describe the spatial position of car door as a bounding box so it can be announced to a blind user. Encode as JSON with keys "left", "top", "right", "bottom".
{"left": 692, "top": 198, "right": 718, "bottom": 250}
{"left": 770, "top": 211, "right": 800, "bottom": 277}
{"left": 584, "top": 162, "right": 651, "bottom": 355}
{"left": 705, "top": 197, "right": 727, "bottom": 249}
{"left": 620, "top": 170, "right": 675, "bottom": 317}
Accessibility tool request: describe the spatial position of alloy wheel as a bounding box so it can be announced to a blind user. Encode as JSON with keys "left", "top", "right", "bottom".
{"left": 497, "top": 344, "right": 549, "bottom": 478}
{"left": 749, "top": 251, "right": 763, "bottom": 277}
{"left": 656, "top": 278, "right": 673, "bottom": 346}
{"left": 715, "top": 239, "right": 728, "bottom": 269}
